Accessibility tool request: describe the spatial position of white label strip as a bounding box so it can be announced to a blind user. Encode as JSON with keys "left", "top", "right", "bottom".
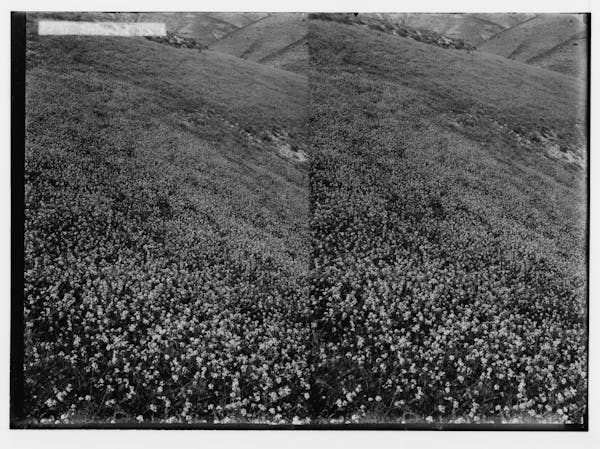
{"left": 38, "top": 21, "right": 167, "bottom": 36}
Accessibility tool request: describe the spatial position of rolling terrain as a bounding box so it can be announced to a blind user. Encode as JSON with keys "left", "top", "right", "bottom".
{"left": 135, "top": 12, "right": 269, "bottom": 44}
{"left": 209, "top": 13, "right": 309, "bottom": 74}
{"left": 24, "top": 16, "right": 310, "bottom": 423}
{"left": 527, "top": 32, "right": 588, "bottom": 79}
{"left": 308, "top": 16, "right": 587, "bottom": 424}
{"left": 383, "top": 13, "right": 509, "bottom": 46}
{"left": 471, "top": 13, "right": 536, "bottom": 30}
{"left": 363, "top": 13, "right": 587, "bottom": 79}
{"left": 387, "top": 13, "right": 537, "bottom": 46}
{"left": 479, "top": 14, "right": 588, "bottom": 78}
{"left": 29, "top": 12, "right": 310, "bottom": 74}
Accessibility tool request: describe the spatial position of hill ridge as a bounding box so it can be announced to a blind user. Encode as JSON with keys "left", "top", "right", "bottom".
{"left": 215, "top": 12, "right": 273, "bottom": 42}
{"left": 209, "top": 13, "right": 309, "bottom": 74}
{"left": 482, "top": 14, "right": 539, "bottom": 44}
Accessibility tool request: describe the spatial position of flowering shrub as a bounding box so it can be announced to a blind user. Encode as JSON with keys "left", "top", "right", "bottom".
{"left": 307, "top": 19, "right": 587, "bottom": 424}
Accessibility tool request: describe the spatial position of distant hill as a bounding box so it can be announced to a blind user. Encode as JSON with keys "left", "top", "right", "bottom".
{"left": 312, "top": 13, "right": 476, "bottom": 51}
{"left": 209, "top": 13, "right": 309, "bottom": 74}
{"left": 527, "top": 32, "right": 588, "bottom": 79}
{"left": 382, "top": 13, "right": 500, "bottom": 46}
{"left": 135, "top": 12, "right": 269, "bottom": 44}
{"left": 205, "top": 12, "right": 269, "bottom": 29}
{"left": 357, "top": 13, "right": 587, "bottom": 79}
{"left": 365, "top": 13, "right": 535, "bottom": 46}
{"left": 28, "top": 12, "right": 308, "bottom": 73}
{"left": 472, "top": 13, "right": 537, "bottom": 30}
{"left": 479, "top": 14, "right": 587, "bottom": 78}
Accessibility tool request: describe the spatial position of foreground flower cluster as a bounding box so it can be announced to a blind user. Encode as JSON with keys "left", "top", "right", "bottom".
{"left": 24, "top": 34, "right": 311, "bottom": 423}
{"left": 23, "top": 20, "right": 587, "bottom": 425}
{"left": 307, "top": 20, "right": 587, "bottom": 424}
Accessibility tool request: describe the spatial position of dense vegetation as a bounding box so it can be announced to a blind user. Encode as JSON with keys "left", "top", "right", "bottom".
{"left": 307, "top": 18, "right": 587, "bottom": 424}
{"left": 22, "top": 13, "right": 587, "bottom": 426}
{"left": 24, "top": 30, "right": 311, "bottom": 424}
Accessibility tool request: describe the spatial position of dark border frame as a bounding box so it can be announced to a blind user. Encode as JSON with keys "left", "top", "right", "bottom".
{"left": 7, "top": 421, "right": 589, "bottom": 430}
{"left": 10, "top": 10, "right": 26, "bottom": 428}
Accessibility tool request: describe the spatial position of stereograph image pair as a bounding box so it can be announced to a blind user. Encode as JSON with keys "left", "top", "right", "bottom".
{"left": 14, "top": 12, "right": 588, "bottom": 428}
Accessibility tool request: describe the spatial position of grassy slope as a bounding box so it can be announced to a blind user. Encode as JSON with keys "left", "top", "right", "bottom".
{"left": 472, "top": 13, "right": 536, "bottom": 30}
{"left": 24, "top": 30, "right": 310, "bottom": 423}
{"left": 389, "top": 13, "right": 506, "bottom": 46}
{"left": 136, "top": 12, "right": 240, "bottom": 43}
{"left": 308, "top": 19, "right": 587, "bottom": 423}
{"left": 379, "top": 13, "right": 536, "bottom": 47}
{"left": 479, "top": 14, "right": 586, "bottom": 76}
{"left": 527, "top": 32, "right": 588, "bottom": 79}
{"left": 474, "top": 13, "right": 535, "bottom": 28}
{"left": 209, "top": 13, "right": 308, "bottom": 74}
{"left": 29, "top": 35, "right": 307, "bottom": 134}
{"left": 206, "top": 12, "right": 270, "bottom": 29}
{"left": 168, "top": 12, "right": 268, "bottom": 43}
